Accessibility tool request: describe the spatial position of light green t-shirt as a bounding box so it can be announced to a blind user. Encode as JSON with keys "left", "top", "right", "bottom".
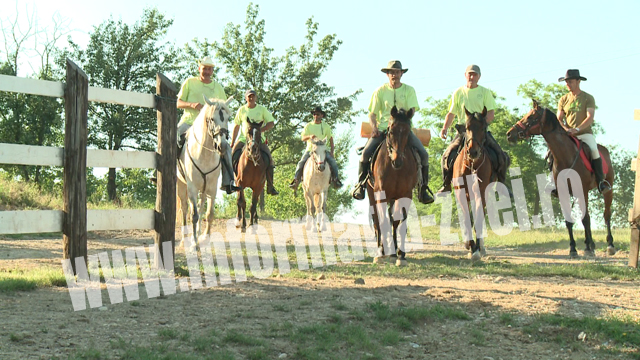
{"left": 368, "top": 83, "right": 420, "bottom": 131}
{"left": 177, "top": 77, "right": 227, "bottom": 125}
{"left": 447, "top": 85, "right": 496, "bottom": 124}
{"left": 301, "top": 122, "right": 333, "bottom": 152}
{"left": 558, "top": 91, "right": 595, "bottom": 135}
{"left": 234, "top": 104, "right": 275, "bottom": 143}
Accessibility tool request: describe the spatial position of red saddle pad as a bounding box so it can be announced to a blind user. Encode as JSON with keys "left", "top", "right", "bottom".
{"left": 569, "top": 136, "right": 609, "bottom": 174}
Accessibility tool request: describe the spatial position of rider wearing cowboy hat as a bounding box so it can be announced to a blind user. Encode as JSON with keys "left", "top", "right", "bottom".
{"left": 351, "top": 60, "right": 434, "bottom": 204}
{"left": 176, "top": 56, "right": 239, "bottom": 194}
{"left": 555, "top": 69, "right": 611, "bottom": 194}
{"left": 289, "top": 106, "right": 344, "bottom": 191}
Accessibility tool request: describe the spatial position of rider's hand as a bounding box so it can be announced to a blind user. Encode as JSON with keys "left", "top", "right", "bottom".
{"left": 439, "top": 127, "right": 448, "bottom": 140}
{"left": 193, "top": 103, "right": 203, "bottom": 111}
{"left": 567, "top": 127, "right": 579, "bottom": 135}
{"left": 311, "top": 135, "right": 317, "bottom": 140}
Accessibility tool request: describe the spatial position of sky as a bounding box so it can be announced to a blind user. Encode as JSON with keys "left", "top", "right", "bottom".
{"left": 3, "top": 0, "right": 640, "bottom": 223}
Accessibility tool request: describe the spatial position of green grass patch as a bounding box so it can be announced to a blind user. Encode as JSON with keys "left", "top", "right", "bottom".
{"left": 157, "top": 328, "right": 179, "bottom": 340}
{"left": 0, "top": 267, "right": 67, "bottom": 292}
{"left": 223, "top": 330, "right": 264, "bottom": 346}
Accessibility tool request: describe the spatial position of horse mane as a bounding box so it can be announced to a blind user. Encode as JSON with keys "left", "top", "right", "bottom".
{"left": 541, "top": 107, "right": 562, "bottom": 133}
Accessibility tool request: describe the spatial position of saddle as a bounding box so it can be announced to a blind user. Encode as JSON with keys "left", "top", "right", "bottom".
{"left": 444, "top": 133, "right": 502, "bottom": 181}
{"left": 360, "top": 133, "right": 422, "bottom": 188}
{"left": 569, "top": 136, "right": 609, "bottom": 174}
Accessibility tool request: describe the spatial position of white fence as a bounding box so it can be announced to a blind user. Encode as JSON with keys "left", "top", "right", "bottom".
{"left": 0, "top": 59, "right": 178, "bottom": 271}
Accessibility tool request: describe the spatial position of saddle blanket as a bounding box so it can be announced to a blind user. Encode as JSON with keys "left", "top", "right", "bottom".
{"left": 569, "top": 136, "right": 609, "bottom": 174}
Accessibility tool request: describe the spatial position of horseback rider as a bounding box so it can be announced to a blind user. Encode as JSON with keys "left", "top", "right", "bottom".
{"left": 554, "top": 69, "right": 611, "bottom": 194}
{"left": 437, "top": 64, "right": 507, "bottom": 195}
{"left": 176, "top": 56, "right": 239, "bottom": 194}
{"left": 230, "top": 89, "right": 279, "bottom": 196}
{"left": 289, "top": 106, "right": 343, "bottom": 191}
{"left": 351, "top": 60, "right": 434, "bottom": 204}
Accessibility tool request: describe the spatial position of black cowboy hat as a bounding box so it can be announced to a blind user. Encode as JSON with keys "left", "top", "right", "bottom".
{"left": 558, "top": 69, "right": 587, "bottom": 82}
{"left": 381, "top": 60, "right": 408, "bottom": 74}
{"left": 311, "top": 106, "right": 326, "bottom": 117}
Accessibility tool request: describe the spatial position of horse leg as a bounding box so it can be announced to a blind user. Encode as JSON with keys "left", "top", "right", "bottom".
{"left": 177, "top": 181, "right": 190, "bottom": 248}
{"left": 394, "top": 204, "right": 408, "bottom": 267}
{"left": 237, "top": 190, "right": 247, "bottom": 233}
{"left": 603, "top": 190, "right": 616, "bottom": 255}
{"left": 368, "top": 187, "right": 385, "bottom": 264}
{"left": 205, "top": 194, "right": 215, "bottom": 237}
{"left": 582, "top": 212, "right": 595, "bottom": 258}
{"left": 317, "top": 191, "right": 327, "bottom": 232}
{"left": 566, "top": 221, "right": 578, "bottom": 258}
{"left": 187, "top": 190, "right": 199, "bottom": 251}
{"left": 304, "top": 189, "right": 314, "bottom": 231}
{"left": 250, "top": 190, "right": 259, "bottom": 227}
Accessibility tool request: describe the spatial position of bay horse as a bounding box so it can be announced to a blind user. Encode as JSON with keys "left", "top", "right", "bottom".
{"left": 302, "top": 138, "right": 331, "bottom": 232}
{"left": 366, "top": 106, "right": 419, "bottom": 266}
{"left": 452, "top": 107, "right": 496, "bottom": 261}
{"left": 235, "top": 119, "right": 267, "bottom": 233}
{"left": 177, "top": 96, "right": 233, "bottom": 251}
{"left": 506, "top": 99, "right": 616, "bottom": 258}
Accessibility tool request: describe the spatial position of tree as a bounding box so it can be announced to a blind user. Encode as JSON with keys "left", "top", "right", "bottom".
{"left": 0, "top": 8, "right": 67, "bottom": 190}
{"left": 188, "top": 3, "right": 362, "bottom": 220}
{"left": 65, "top": 8, "right": 181, "bottom": 201}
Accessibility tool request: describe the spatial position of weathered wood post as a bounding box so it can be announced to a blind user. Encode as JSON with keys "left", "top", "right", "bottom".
{"left": 154, "top": 73, "right": 177, "bottom": 269}
{"left": 62, "top": 59, "right": 89, "bottom": 273}
{"left": 629, "top": 109, "right": 640, "bottom": 268}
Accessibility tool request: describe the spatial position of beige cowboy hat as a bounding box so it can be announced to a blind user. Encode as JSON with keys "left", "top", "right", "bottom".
{"left": 198, "top": 56, "right": 215, "bottom": 67}
{"left": 381, "top": 60, "right": 408, "bottom": 74}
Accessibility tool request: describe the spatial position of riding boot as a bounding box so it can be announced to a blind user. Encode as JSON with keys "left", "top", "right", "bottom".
{"left": 331, "top": 176, "right": 344, "bottom": 190}
{"left": 177, "top": 132, "right": 187, "bottom": 159}
{"left": 266, "top": 165, "right": 279, "bottom": 195}
{"left": 592, "top": 158, "right": 611, "bottom": 194}
{"left": 436, "top": 167, "right": 453, "bottom": 196}
{"left": 219, "top": 155, "right": 241, "bottom": 194}
{"left": 419, "top": 165, "right": 435, "bottom": 204}
{"left": 351, "top": 162, "right": 368, "bottom": 200}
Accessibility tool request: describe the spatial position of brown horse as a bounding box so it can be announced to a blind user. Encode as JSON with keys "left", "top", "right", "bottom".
{"left": 452, "top": 107, "right": 496, "bottom": 261}
{"left": 506, "top": 100, "right": 616, "bottom": 258}
{"left": 366, "top": 106, "right": 418, "bottom": 266}
{"left": 235, "top": 119, "right": 267, "bottom": 233}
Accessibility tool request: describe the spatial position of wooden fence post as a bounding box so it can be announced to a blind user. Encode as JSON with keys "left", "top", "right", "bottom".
{"left": 154, "top": 73, "right": 177, "bottom": 270}
{"left": 63, "top": 58, "right": 89, "bottom": 273}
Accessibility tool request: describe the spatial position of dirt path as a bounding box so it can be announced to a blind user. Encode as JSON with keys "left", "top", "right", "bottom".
{"left": 0, "top": 224, "right": 638, "bottom": 359}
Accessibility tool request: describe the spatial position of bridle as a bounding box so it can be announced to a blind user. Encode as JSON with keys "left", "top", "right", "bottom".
{"left": 385, "top": 122, "right": 407, "bottom": 162}
{"left": 463, "top": 117, "right": 488, "bottom": 177}
{"left": 245, "top": 125, "right": 262, "bottom": 167}
{"left": 311, "top": 144, "right": 326, "bottom": 171}
{"left": 514, "top": 107, "right": 546, "bottom": 140}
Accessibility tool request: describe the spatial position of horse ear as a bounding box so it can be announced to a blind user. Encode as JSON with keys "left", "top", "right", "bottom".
{"left": 258, "top": 121, "right": 264, "bottom": 128}
{"left": 482, "top": 106, "right": 487, "bottom": 118}
{"left": 532, "top": 99, "right": 539, "bottom": 110}
{"left": 455, "top": 124, "right": 466, "bottom": 134}
{"left": 391, "top": 106, "right": 398, "bottom": 118}
{"left": 407, "top": 107, "right": 415, "bottom": 119}
{"left": 225, "top": 96, "right": 234, "bottom": 106}
{"left": 464, "top": 107, "right": 472, "bottom": 118}
{"left": 203, "top": 95, "right": 214, "bottom": 106}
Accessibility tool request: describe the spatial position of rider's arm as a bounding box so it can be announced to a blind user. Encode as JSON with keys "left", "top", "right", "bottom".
{"left": 231, "top": 124, "right": 240, "bottom": 148}
{"left": 261, "top": 121, "right": 274, "bottom": 133}
{"left": 177, "top": 99, "right": 202, "bottom": 111}
{"left": 329, "top": 137, "right": 335, "bottom": 157}
{"left": 369, "top": 113, "right": 380, "bottom": 136}
{"left": 440, "top": 112, "right": 456, "bottom": 139}
{"left": 557, "top": 104, "right": 571, "bottom": 131}
{"left": 485, "top": 109, "right": 495, "bottom": 124}
{"left": 577, "top": 108, "right": 595, "bottom": 132}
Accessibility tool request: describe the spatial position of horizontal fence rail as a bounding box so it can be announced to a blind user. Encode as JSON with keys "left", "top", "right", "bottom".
{"left": 0, "top": 209, "right": 155, "bottom": 235}
{"left": 0, "top": 74, "right": 156, "bottom": 108}
{"left": 0, "top": 143, "right": 156, "bottom": 169}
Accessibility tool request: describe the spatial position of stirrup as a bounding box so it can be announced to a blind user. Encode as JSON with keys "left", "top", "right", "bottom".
{"left": 419, "top": 186, "right": 434, "bottom": 204}
{"left": 267, "top": 186, "right": 279, "bottom": 196}
{"left": 598, "top": 180, "right": 612, "bottom": 194}
{"left": 289, "top": 179, "right": 299, "bottom": 189}
{"left": 352, "top": 185, "right": 365, "bottom": 200}
{"left": 332, "top": 178, "right": 344, "bottom": 189}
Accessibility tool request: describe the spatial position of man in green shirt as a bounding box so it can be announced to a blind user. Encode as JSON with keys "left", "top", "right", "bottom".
{"left": 231, "top": 89, "right": 279, "bottom": 196}
{"left": 555, "top": 69, "right": 610, "bottom": 194}
{"left": 176, "top": 56, "right": 238, "bottom": 194}
{"left": 437, "top": 64, "right": 506, "bottom": 195}
{"left": 289, "top": 106, "right": 343, "bottom": 191}
{"left": 352, "top": 60, "right": 434, "bottom": 204}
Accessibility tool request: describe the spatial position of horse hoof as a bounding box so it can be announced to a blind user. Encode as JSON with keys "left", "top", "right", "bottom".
{"left": 607, "top": 246, "right": 617, "bottom": 256}
{"left": 395, "top": 259, "right": 407, "bottom": 267}
{"left": 373, "top": 257, "right": 385, "bottom": 264}
{"left": 241, "top": 227, "right": 246, "bottom": 234}
{"left": 464, "top": 241, "right": 471, "bottom": 250}
{"left": 471, "top": 251, "right": 482, "bottom": 261}
{"left": 235, "top": 220, "right": 241, "bottom": 228}
{"left": 583, "top": 249, "right": 595, "bottom": 258}
{"left": 569, "top": 250, "right": 579, "bottom": 259}
{"left": 480, "top": 247, "right": 487, "bottom": 257}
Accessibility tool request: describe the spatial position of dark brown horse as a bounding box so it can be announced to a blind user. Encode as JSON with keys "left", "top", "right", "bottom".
{"left": 235, "top": 119, "right": 267, "bottom": 233}
{"left": 452, "top": 107, "right": 496, "bottom": 261}
{"left": 366, "top": 106, "right": 418, "bottom": 266}
{"left": 506, "top": 100, "right": 616, "bottom": 258}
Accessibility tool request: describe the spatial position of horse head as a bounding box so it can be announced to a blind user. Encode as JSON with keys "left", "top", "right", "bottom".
{"left": 245, "top": 118, "right": 264, "bottom": 162}
{"left": 310, "top": 137, "right": 327, "bottom": 172}
{"left": 387, "top": 106, "right": 414, "bottom": 169}
{"left": 464, "top": 106, "right": 488, "bottom": 160}
{"left": 202, "top": 95, "right": 232, "bottom": 153}
{"left": 507, "top": 99, "right": 556, "bottom": 144}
